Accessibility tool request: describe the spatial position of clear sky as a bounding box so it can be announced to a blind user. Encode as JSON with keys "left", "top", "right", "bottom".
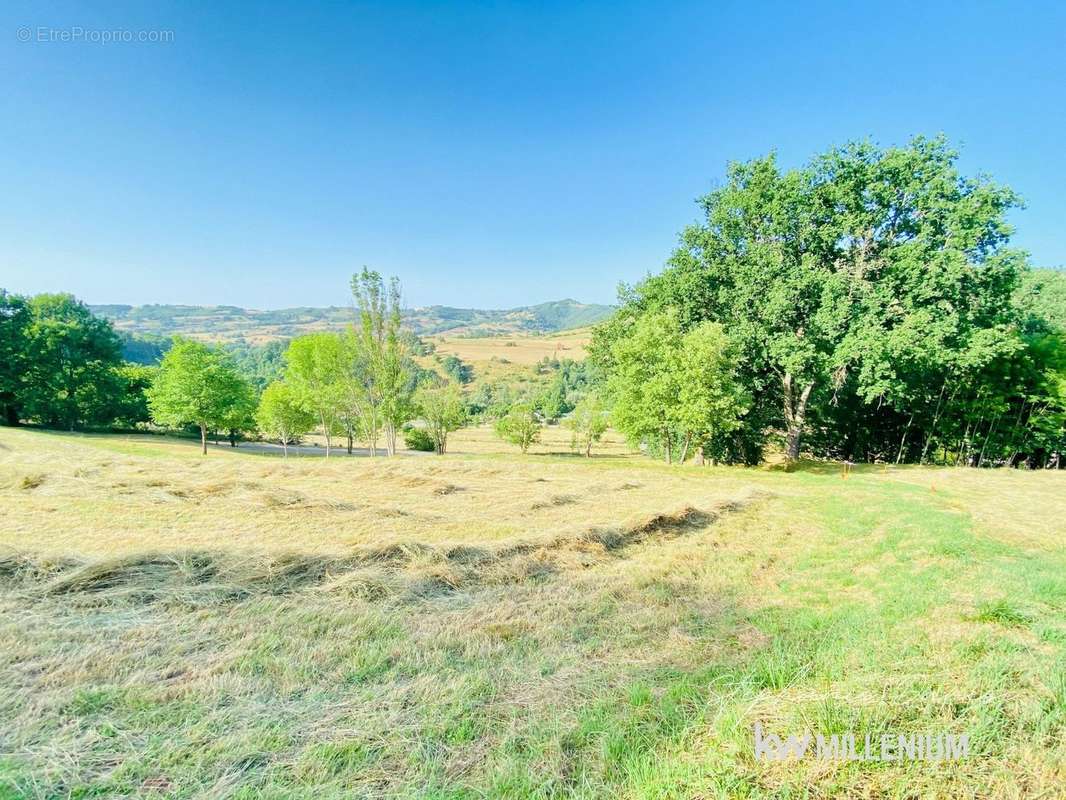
{"left": 2, "top": 1, "right": 1064, "bottom": 310}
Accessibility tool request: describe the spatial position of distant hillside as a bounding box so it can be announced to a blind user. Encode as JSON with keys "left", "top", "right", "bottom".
{"left": 91, "top": 299, "right": 614, "bottom": 344}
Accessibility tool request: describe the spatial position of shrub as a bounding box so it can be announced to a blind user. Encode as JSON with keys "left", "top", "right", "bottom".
{"left": 494, "top": 402, "right": 541, "bottom": 453}
{"left": 402, "top": 424, "right": 435, "bottom": 452}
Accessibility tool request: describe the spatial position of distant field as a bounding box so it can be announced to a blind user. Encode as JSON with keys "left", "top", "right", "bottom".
{"left": 1, "top": 426, "right": 1064, "bottom": 798}
{"left": 429, "top": 327, "right": 591, "bottom": 367}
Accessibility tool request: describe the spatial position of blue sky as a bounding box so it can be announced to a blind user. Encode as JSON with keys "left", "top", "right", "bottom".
{"left": 2, "top": 1, "right": 1064, "bottom": 309}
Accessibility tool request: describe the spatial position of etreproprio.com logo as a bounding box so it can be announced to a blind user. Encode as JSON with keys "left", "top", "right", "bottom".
{"left": 16, "top": 26, "right": 174, "bottom": 44}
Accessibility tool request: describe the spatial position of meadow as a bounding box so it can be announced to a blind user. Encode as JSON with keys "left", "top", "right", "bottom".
{"left": 428, "top": 328, "right": 591, "bottom": 368}
{"left": 0, "top": 426, "right": 1064, "bottom": 798}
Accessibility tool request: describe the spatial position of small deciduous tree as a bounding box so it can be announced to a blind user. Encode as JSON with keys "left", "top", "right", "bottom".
{"left": 494, "top": 401, "right": 541, "bottom": 453}
{"left": 350, "top": 268, "right": 415, "bottom": 456}
{"left": 147, "top": 338, "right": 251, "bottom": 455}
{"left": 566, "top": 393, "right": 610, "bottom": 457}
{"left": 339, "top": 331, "right": 379, "bottom": 455}
{"left": 606, "top": 311, "right": 747, "bottom": 464}
{"left": 415, "top": 379, "right": 467, "bottom": 454}
{"left": 284, "top": 333, "right": 346, "bottom": 457}
{"left": 256, "top": 381, "right": 316, "bottom": 457}
{"left": 606, "top": 311, "right": 684, "bottom": 463}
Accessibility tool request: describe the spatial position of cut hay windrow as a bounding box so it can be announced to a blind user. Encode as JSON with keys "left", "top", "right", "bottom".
{"left": 1, "top": 491, "right": 767, "bottom": 605}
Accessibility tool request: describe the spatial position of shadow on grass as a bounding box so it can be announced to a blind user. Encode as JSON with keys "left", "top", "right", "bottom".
{"left": 770, "top": 459, "right": 932, "bottom": 476}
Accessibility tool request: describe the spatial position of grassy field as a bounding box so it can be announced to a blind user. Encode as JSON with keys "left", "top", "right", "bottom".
{"left": 419, "top": 327, "right": 592, "bottom": 398}
{"left": 428, "top": 328, "right": 591, "bottom": 368}
{"left": 1, "top": 426, "right": 1064, "bottom": 798}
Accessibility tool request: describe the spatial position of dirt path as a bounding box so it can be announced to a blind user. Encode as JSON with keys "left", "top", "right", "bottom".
{"left": 210, "top": 440, "right": 427, "bottom": 458}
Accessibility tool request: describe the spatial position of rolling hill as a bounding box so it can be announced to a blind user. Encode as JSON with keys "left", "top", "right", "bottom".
{"left": 90, "top": 298, "right": 614, "bottom": 344}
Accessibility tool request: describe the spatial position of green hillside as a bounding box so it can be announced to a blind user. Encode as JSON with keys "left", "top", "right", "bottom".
{"left": 91, "top": 299, "right": 614, "bottom": 344}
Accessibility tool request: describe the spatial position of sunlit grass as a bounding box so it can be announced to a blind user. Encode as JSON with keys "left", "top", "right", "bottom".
{"left": 0, "top": 425, "right": 1063, "bottom": 798}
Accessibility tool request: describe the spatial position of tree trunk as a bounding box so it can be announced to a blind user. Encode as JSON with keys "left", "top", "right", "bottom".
{"left": 978, "top": 413, "right": 1001, "bottom": 468}
{"left": 663, "top": 431, "right": 672, "bottom": 465}
{"left": 1005, "top": 400, "right": 1027, "bottom": 466}
{"left": 347, "top": 432, "right": 353, "bottom": 455}
{"left": 968, "top": 413, "right": 985, "bottom": 467}
{"left": 920, "top": 380, "right": 949, "bottom": 463}
{"left": 229, "top": 430, "right": 237, "bottom": 447}
{"left": 200, "top": 423, "right": 207, "bottom": 455}
{"left": 585, "top": 440, "right": 592, "bottom": 458}
{"left": 955, "top": 422, "right": 972, "bottom": 467}
{"left": 782, "top": 373, "right": 813, "bottom": 463}
{"left": 896, "top": 411, "right": 915, "bottom": 464}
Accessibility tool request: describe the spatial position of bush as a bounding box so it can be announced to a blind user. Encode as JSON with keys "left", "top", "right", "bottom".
{"left": 494, "top": 402, "right": 541, "bottom": 453}
{"left": 402, "top": 424, "right": 435, "bottom": 452}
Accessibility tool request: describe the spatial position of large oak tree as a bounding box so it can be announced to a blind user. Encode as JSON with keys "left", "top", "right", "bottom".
{"left": 595, "top": 136, "right": 1028, "bottom": 464}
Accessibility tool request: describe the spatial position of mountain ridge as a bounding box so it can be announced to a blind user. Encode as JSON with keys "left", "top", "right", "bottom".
{"left": 90, "top": 298, "right": 615, "bottom": 344}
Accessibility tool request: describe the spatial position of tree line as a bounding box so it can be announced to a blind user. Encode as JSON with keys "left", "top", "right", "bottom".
{"left": 249, "top": 271, "right": 599, "bottom": 457}
{"left": 4, "top": 136, "right": 1063, "bottom": 467}
{"left": 0, "top": 274, "right": 598, "bottom": 457}
{"left": 147, "top": 269, "right": 472, "bottom": 456}
{"left": 590, "top": 136, "right": 1066, "bottom": 467}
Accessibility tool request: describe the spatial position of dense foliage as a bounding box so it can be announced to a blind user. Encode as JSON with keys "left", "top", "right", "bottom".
{"left": 247, "top": 270, "right": 427, "bottom": 456}
{"left": 0, "top": 290, "right": 31, "bottom": 426}
{"left": 0, "top": 292, "right": 152, "bottom": 430}
{"left": 401, "top": 424, "right": 437, "bottom": 452}
{"left": 604, "top": 311, "right": 748, "bottom": 463}
{"left": 439, "top": 354, "right": 473, "bottom": 384}
{"left": 225, "top": 340, "right": 286, "bottom": 390}
{"left": 117, "top": 331, "right": 171, "bottom": 365}
{"left": 592, "top": 137, "right": 1066, "bottom": 467}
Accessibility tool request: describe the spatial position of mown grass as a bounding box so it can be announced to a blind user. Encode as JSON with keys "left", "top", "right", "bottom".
{"left": 0, "top": 426, "right": 1063, "bottom": 798}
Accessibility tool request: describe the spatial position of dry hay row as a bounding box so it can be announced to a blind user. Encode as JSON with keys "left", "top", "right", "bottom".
{"left": 0, "top": 491, "right": 770, "bottom": 605}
